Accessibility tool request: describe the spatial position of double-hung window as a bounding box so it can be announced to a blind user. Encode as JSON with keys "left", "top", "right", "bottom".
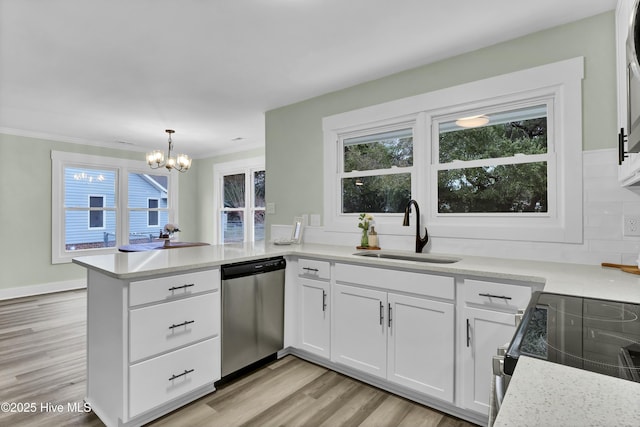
{"left": 340, "top": 126, "right": 414, "bottom": 214}
{"left": 52, "top": 152, "right": 177, "bottom": 263}
{"left": 434, "top": 102, "right": 551, "bottom": 215}
{"left": 213, "top": 157, "right": 265, "bottom": 244}
{"left": 324, "top": 57, "right": 583, "bottom": 243}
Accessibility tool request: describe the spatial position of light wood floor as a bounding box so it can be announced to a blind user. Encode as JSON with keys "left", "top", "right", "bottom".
{"left": 0, "top": 290, "right": 478, "bottom": 427}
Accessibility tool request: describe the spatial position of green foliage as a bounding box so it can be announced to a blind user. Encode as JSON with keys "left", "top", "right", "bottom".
{"left": 438, "top": 119, "right": 548, "bottom": 213}
{"left": 343, "top": 174, "right": 411, "bottom": 213}
{"left": 342, "top": 136, "right": 413, "bottom": 213}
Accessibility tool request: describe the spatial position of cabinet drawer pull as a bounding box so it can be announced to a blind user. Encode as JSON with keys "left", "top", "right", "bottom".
{"left": 168, "top": 368, "right": 194, "bottom": 381}
{"left": 466, "top": 318, "right": 471, "bottom": 347}
{"left": 168, "top": 320, "right": 195, "bottom": 330}
{"left": 303, "top": 267, "right": 319, "bottom": 273}
{"left": 379, "top": 301, "right": 384, "bottom": 325}
{"left": 388, "top": 303, "right": 392, "bottom": 328}
{"left": 322, "top": 290, "right": 327, "bottom": 312}
{"left": 478, "top": 292, "right": 512, "bottom": 300}
{"left": 168, "top": 283, "right": 195, "bottom": 292}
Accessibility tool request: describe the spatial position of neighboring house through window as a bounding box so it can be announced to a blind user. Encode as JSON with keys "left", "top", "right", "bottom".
{"left": 51, "top": 152, "right": 177, "bottom": 263}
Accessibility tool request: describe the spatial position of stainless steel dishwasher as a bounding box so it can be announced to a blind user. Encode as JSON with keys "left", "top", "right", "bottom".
{"left": 220, "top": 256, "right": 285, "bottom": 377}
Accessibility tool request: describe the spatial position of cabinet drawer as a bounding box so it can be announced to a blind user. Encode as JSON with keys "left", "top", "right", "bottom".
{"left": 129, "top": 292, "right": 220, "bottom": 362}
{"left": 463, "top": 279, "right": 531, "bottom": 311}
{"left": 335, "top": 263, "right": 454, "bottom": 300}
{"left": 298, "top": 258, "right": 331, "bottom": 280}
{"left": 129, "top": 269, "right": 219, "bottom": 307}
{"left": 129, "top": 337, "right": 220, "bottom": 418}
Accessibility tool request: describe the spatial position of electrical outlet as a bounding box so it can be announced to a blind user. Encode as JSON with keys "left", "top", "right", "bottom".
{"left": 266, "top": 203, "right": 276, "bottom": 214}
{"left": 624, "top": 215, "right": 640, "bottom": 236}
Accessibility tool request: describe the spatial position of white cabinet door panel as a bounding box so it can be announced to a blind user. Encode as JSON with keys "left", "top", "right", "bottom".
{"left": 299, "top": 278, "right": 331, "bottom": 358}
{"left": 332, "top": 283, "right": 387, "bottom": 378}
{"left": 387, "top": 293, "right": 454, "bottom": 402}
{"left": 461, "top": 307, "right": 516, "bottom": 414}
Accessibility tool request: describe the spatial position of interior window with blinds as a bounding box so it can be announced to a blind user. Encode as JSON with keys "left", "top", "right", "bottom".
{"left": 340, "top": 128, "right": 413, "bottom": 213}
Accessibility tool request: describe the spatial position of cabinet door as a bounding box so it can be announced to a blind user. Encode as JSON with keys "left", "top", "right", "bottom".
{"left": 461, "top": 307, "right": 517, "bottom": 415}
{"left": 332, "top": 283, "right": 387, "bottom": 378}
{"left": 387, "top": 293, "right": 454, "bottom": 402}
{"left": 298, "top": 278, "right": 330, "bottom": 358}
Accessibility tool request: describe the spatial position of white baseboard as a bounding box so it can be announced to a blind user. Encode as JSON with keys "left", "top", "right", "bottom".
{"left": 0, "top": 279, "right": 86, "bottom": 300}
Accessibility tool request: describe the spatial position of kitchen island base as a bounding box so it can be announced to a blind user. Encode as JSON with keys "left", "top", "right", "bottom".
{"left": 84, "top": 267, "right": 221, "bottom": 427}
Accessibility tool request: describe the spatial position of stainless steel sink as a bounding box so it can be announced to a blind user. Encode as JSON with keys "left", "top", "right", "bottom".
{"left": 353, "top": 251, "right": 460, "bottom": 264}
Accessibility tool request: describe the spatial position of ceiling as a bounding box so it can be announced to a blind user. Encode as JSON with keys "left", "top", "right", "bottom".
{"left": 0, "top": 0, "right": 617, "bottom": 159}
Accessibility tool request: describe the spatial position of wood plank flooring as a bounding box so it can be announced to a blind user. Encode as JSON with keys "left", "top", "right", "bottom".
{"left": 0, "top": 290, "right": 478, "bottom": 427}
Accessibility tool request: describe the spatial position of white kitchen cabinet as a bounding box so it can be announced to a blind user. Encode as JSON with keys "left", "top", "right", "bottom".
{"left": 332, "top": 263, "right": 455, "bottom": 402}
{"left": 387, "top": 293, "right": 454, "bottom": 401}
{"left": 333, "top": 283, "right": 388, "bottom": 377}
{"left": 458, "top": 279, "right": 531, "bottom": 415}
{"left": 616, "top": 0, "right": 640, "bottom": 183}
{"left": 85, "top": 268, "right": 221, "bottom": 427}
{"left": 297, "top": 258, "right": 332, "bottom": 358}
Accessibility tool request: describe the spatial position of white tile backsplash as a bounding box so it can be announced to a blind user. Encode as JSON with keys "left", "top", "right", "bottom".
{"left": 275, "top": 149, "right": 640, "bottom": 265}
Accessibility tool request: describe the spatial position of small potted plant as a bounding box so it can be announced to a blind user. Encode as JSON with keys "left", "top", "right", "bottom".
{"left": 358, "top": 213, "right": 373, "bottom": 248}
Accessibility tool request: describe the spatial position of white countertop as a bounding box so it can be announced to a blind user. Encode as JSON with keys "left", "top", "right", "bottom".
{"left": 72, "top": 242, "right": 640, "bottom": 303}
{"left": 72, "top": 242, "right": 640, "bottom": 426}
{"left": 494, "top": 356, "right": 640, "bottom": 427}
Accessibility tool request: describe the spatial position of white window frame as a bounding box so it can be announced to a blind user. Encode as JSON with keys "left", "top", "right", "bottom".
{"left": 88, "top": 194, "right": 106, "bottom": 229}
{"left": 213, "top": 157, "right": 265, "bottom": 244}
{"left": 323, "top": 57, "right": 583, "bottom": 243}
{"left": 51, "top": 151, "right": 178, "bottom": 263}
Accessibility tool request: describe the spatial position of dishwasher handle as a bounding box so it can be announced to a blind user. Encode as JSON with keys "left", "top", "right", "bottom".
{"left": 221, "top": 257, "right": 286, "bottom": 280}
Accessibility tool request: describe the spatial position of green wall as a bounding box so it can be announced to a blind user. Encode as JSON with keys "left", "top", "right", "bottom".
{"left": 265, "top": 12, "right": 617, "bottom": 228}
{"left": 0, "top": 133, "right": 262, "bottom": 291}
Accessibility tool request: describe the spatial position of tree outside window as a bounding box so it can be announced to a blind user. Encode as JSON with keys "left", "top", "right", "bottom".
{"left": 436, "top": 104, "right": 549, "bottom": 215}
{"left": 340, "top": 128, "right": 413, "bottom": 214}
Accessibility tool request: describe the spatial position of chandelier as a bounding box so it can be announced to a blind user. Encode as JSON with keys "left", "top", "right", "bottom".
{"left": 146, "top": 129, "right": 192, "bottom": 172}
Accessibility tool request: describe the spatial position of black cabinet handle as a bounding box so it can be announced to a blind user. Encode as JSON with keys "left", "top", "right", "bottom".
{"left": 379, "top": 301, "right": 384, "bottom": 325}
{"left": 303, "top": 267, "right": 319, "bottom": 273}
{"left": 466, "top": 319, "right": 471, "bottom": 347}
{"left": 169, "top": 320, "right": 195, "bottom": 330}
{"left": 322, "top": 290, "right": 327, "bottom": 312}
{"left": 619, "top": 128, "right": 628, "bottom": 165}
{"left": 168, "top": 283, "right": 195, "bottom": 292}
{"left": 388, "top": 303, "right": 392, "bottom": 328}
{"left": 168, "top": 368, "right": 194, "bottom": 381}
{"left": 479, "top": 292, "right": 512, "bottom": 300}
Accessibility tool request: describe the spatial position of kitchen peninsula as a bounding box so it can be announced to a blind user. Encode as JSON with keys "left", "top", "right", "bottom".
{"left": 73, "top": 242, "right": 640, "bottom": 427}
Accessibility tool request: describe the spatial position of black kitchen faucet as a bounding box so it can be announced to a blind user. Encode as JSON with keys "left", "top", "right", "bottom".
{"left": 402, "top": 199, "right": 429, "bottom": 253}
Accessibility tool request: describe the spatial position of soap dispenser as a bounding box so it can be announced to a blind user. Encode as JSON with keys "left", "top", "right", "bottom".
{"left": 369, "top": 226, "right": 379, "bottom": 248}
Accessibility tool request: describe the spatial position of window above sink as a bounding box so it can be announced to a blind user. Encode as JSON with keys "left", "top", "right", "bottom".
{"left": 323, "top": 57, "right": 584, "bottom": 244}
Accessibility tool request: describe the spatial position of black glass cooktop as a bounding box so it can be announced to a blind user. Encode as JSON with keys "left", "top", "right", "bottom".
{"left": 504, "top": 292, "right": 640, "bottom": 381}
